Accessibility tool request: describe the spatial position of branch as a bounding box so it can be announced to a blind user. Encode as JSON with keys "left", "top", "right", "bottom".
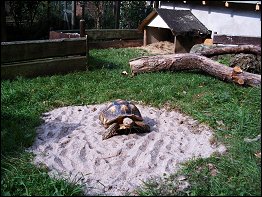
{"left": 196, "top": 45, "right": 261, "bottom": 57}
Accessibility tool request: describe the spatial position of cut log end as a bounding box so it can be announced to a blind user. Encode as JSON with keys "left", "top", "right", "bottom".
{"left": 237, "top": 78, "right": 245, "bottom": 85}
{"left": 232, "top": 76, "right": 245, "bottom": 85}
{"left": 233, "top": 66, "right": 243, "bottom": 74}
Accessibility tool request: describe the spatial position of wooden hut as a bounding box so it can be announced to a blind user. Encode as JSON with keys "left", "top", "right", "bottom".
{"left": 138, "top": 8, "right": 211, "bottom": 53}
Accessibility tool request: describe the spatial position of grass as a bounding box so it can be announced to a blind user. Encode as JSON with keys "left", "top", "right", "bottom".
{"left": 1, "top": 153, "right": 84, "bottom": 196}
{"left": 1, "top": 48, "right": 261, "bottom": 196}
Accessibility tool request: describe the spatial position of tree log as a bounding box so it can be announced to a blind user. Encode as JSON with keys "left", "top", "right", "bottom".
{"left": 129, "top": 53, "right": 261, "bottom": 87}
{"left": 196, "top": 45, "right": 261, "bottom": 57}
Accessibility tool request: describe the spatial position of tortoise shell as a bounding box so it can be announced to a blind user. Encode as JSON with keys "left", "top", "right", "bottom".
{"left": 99, "top": 99, "right": 143, "bottom": 127}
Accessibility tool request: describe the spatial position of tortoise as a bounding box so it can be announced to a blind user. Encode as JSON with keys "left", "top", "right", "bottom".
{"left": 99, "top": 99, "right": 150, "bottom": 140}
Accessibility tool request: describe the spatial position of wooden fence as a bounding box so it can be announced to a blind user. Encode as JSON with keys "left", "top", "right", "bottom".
{"left": 2, "top": 29, "right": 143, "bottom": 79}
{"left": 1, "top": 37, "right": 88, "bottom": 79}
{"left": 49, "top": 29, "right": 143, "bottom": 49}
{"left": 213, "top": 35, "right": 261, "bottom": 46}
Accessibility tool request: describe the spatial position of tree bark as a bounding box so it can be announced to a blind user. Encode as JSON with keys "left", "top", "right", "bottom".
{"left": 1, "top": 0, "right": 7, "bottom": 41}
{"left": 114, "top": 1, "right": 120, "bottom": 29}
{"left": 196, "top": 45, "right": 261, "bottom": 57}
{"left": 129, "top": 53, "right": 261, "bottom": 87}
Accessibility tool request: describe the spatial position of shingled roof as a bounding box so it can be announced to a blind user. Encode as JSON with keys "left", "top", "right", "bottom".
{"left": 138, "top": 8, "right": 210, "bottom": 36}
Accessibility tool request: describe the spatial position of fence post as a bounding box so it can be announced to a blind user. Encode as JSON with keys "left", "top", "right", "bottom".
{"left": 86, "top": 34, "right": 89, "bottom": 68}
{"left": 80, "top": 19, "right": 86, "bottom": 37}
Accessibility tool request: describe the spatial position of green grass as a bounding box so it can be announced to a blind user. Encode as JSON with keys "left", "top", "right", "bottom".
{"left": 216, "top": 54, "right": 233, "bottom": 65}
{"left": 1, "top": 48, "right": 261, "bottom": 196}
{"left": 1, "top": 153, "right": 84, "bottom": 196}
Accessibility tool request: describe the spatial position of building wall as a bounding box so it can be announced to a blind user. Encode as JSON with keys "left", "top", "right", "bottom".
{"left": 160, "top": 1, "right": 261, "bottom": 38}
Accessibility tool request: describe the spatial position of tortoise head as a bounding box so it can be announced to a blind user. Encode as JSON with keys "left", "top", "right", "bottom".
{"left": 119, "top": 117, "right": 135, "bottom": 129}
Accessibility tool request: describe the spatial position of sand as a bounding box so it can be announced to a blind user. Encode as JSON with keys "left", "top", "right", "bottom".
{"left": 135, "top": 41, "right": 175, "bottom": 55}
{"left": 27, "top": 102, "right": 227, "bottom": 196}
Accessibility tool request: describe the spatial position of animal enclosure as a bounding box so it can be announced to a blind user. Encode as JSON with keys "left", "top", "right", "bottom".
{"left": 1, "top": 37, "right": 88, "bottom": 79}
{"left": 1, "top": 29, "right": 143, "bottom": 79}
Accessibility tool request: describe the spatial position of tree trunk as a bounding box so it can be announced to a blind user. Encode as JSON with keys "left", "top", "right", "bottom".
{"left": 71, "top": 1, "right": 76, "bottom": 29}
{"left": 129, "top": 53, "right": 261, "bottom": 87}
{"left": 114, "top": 1, "right": 120, "bottom": 29}
{"left": 1, "top": 0, "right": 7, "bottom": 41}
{"left": 197, "top": 45, "right": 261, "bottom": 57}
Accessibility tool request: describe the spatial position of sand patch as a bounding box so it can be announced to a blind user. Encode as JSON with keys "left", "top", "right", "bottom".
{"left": 135, "top": 41, "right": 175, "bottom": 55}
{"left": 27, "top": 102, "right": 226, "bottom": 196}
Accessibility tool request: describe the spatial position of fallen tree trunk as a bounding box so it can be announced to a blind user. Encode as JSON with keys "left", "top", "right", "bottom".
{"left": 196, "top": 45, "right": 261, "bottom": 57}
{"left": 129, "top": 53, "right": 261, "bottom": 87}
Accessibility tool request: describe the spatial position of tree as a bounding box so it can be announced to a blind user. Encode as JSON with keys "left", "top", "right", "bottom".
{"left": 120, "top": 1, "right": 152, "bottom": 29}
{"left": 9, "top": 1, "right": 43, "bottom": 30}
{"left": 114, "top": 1, "right": 120, "bottom": 29}
{"left": 1, "top": 0, "right": 7, "bottom": 41}
{"left": 84, "top": 1, "right": 151, "bottom": 29}
{"left": 86, "top": 1, "right": 114, "bottom": 29}
{"left": 6, "top": 1, "right": 55, "bottom": 40}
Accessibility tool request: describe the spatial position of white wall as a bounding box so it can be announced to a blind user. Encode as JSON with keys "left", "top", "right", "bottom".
{"left": 147, "top": 15, "right": 170, "bottom": 28}
{"left": 160, "top": 2, "right": 261, "bottom": 38}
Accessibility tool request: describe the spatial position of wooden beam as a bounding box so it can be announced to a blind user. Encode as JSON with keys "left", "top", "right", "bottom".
{"left": 174, "top": 36, "right": 177, "bottom": 53}
{"left": 1, "top": 38, "right": 87, "bottom": 63}
{"left": 85, "top": 29, "right": 143, "bottom": 40}
{"left": 49, "top": 29, "right": 143, "bottom": 40}
{"left": 213, "top": 35, "right": 261, "bottom": 46}
{"left": 88, "top": 39, "right": 143, "bottom": 49}
{"left": 86, "top": 35, "right": 89, "bottom": 67}
{"left": 143, "top": 28, "right": 147, "bottom": 46}
{"left": 1, "top": 56, "right": 87, "bottom": 79}
{"left": 138, "top": 10, "right": 157, "bottom": 32}
{"left": 80, "top": 19, "right": 86, "bottom": 37}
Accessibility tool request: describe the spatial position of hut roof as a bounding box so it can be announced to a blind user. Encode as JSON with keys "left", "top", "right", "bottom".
{"left": 138, "top": 8, "right": 210, "bottom": 36}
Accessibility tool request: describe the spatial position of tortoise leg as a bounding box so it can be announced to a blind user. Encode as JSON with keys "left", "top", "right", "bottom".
{"left": 102, "top": 123, "right": 119, "bottom": 140}
{"left": 134, "top": 121, "right": 150, "bottom": 133}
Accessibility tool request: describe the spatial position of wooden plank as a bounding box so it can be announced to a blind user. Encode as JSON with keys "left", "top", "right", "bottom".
{"left": 1, "top": 37, "right": 87, "bottom": 63}
{"left": 143, "top": 29, "right": 147, "bottom": 46}
{"left": 213, "top": 35, "right": 261, "bottom": 46}
{"left": 80, "top": 19, "right": 86, "bottom": 37}
{"left": 88, "top": 39, "right": 143, "bottom": 49}
{"left": 85, "top": 29, "right": 143, "bottom": 40}
{"left": 138, "top": 10, "right": 158, "bottom": 32}
{"left": 49, "top": 29, "right": 143, "bottom": 40}
{"left": 1, "top": 56, "right": 87, "bottom": 79}
{"left": 86, "top": 35, "right": 89, "bottom": 67}
{"left": 49, "top": 31, "right": 80, "bottom": 39}
{"left": 174, "top": 36, "right": 176, "bottom": 53}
